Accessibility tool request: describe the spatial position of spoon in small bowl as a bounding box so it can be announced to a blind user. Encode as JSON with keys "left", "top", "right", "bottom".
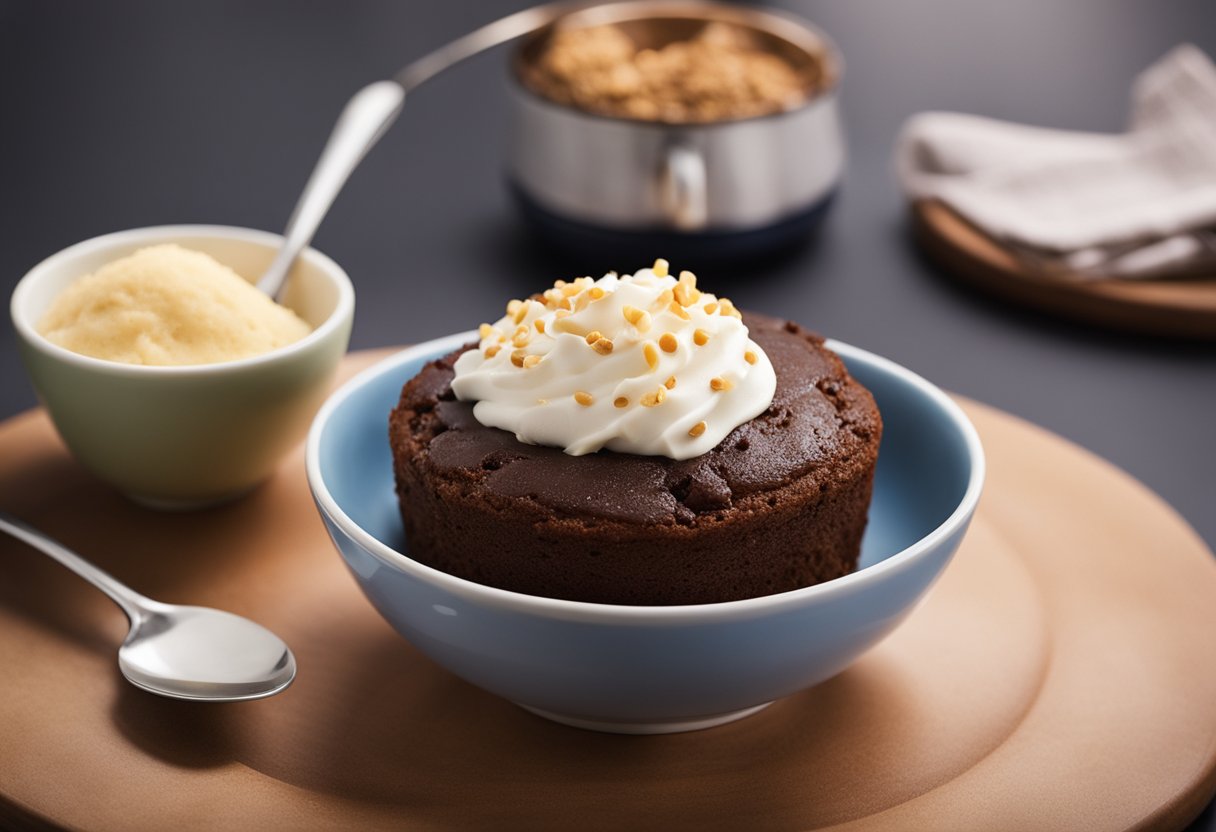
{"left": 0, "top": 512, "right": 296, "bottom": 702}
{"left": 254, "top": 1, "right": 574, "bottom": 300}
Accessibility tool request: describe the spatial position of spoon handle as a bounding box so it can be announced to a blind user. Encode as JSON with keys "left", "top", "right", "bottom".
{"left": 256, "top": 80, "right": 406, "bottom": 299}
{"left": 0, "top": 512, "right": 148, "bottom": 623}
{"left": 257, "top": 1, "right": 576, "bottom": 300}
{"left": 394, "top": 1, "right": 573, "bottom": 90}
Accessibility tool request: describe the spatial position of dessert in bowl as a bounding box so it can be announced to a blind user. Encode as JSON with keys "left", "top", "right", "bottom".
{"left": 11, "top": 225, "right": 354, "bottom": 508}
{"left": 307, "top": 264, "right": 984, "bottom": 733}
{"left": 390, "top": 265, "right": 879, "bottom": 605}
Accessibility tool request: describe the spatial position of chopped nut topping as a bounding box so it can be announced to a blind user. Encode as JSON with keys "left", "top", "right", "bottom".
{"left": 674, "top": 271, "right": 701, "bottom": 306}
{"left": 642, "top": 342, "right": 659, "bottom": 370}
{"left": 614, "top": 396, "right": 629, "bottom": 408}
{"left": 485, "top": 344, "right": 501, "bottom": 358}
{"left": 535, "top": 319, "right": 546, "bottom": 333}
{"left": 709, "top": 376, "right": 734, "bottom": 392}
{"left": 744, "top": 350, "right": 757, "bottom": 364}
{"left": 622, "top": 305, "right": 652, "bottom": 331}
{"left": 640, "top": 387, "right": 666, "bottom": 407}
{"left": 522, "top": 354, "right": 542, "bottom": 369}
{"left": 589, "top": 286, "right": 606, "bottom": 300}
{"left": 652, "top": 258, "right": 669, "bottom": 277}
{"left": 512, "top": 326, "right": 532, "bottom": 348}
{"left": 665, "top": 375, "right": 677, "bottom": 389}
{"left": 668, "top": 301, "right": 691, "bottom": 320}
{"left": 479, "top": 323, "right": 496, "bottom": 340}
{"left": 703, "top": 302, "right": 719, "bottom": 315}
{"left": 584, "top": 331, "right": 612, "bottom": 351}
{"left": 574, "top": 390, "right": 594, "bottom": 406}
{"left": 510, "top": 349, "right": 528, "bottom": 368}
{"left": 693, "top": 328, "right": 709, "bottom": 346}
{"left": 658, "top": 332, "right": 678, "bottom": 353}
{"left": 507, "top": 299, "right": 524, "bottom": 317}
{"left": 688, "top": 421, "right": 708, "bottom": 438}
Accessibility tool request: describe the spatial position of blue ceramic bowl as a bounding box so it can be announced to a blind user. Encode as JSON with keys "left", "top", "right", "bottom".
{"left": 306, "top": 333, "right": 984, "bottom": 734}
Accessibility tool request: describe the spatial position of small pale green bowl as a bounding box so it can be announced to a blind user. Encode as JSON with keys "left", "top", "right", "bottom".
{"left": 10, "top": 225, "right": 355, "bottom": 509}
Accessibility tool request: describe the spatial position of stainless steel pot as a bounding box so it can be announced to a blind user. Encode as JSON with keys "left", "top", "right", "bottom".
{"left": 506, "top": 0, "right": 844, "bottom": 255}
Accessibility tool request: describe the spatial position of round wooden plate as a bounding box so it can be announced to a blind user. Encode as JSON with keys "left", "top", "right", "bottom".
{"left": 2, "top": 350, "right": 1215, "bottom": 832}
{"left": 912, "top": 199, "right": 1216, "bottom": 340}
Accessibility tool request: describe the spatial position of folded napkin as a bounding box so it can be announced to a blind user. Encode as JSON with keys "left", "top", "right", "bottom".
{"left": 896, "top": 44, "right": 1216, "bottom": 280}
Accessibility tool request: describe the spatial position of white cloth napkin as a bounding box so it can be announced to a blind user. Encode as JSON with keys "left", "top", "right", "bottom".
{"left": 896, "top": 44, "right": 1216, "bottom": 280}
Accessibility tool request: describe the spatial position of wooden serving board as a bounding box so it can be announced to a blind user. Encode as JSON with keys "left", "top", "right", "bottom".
{"left": 912, "top": 199, "right": 1216, "bottom": 340}
{"left": 2, "top": 350, "right": 1215, "bottom": 831}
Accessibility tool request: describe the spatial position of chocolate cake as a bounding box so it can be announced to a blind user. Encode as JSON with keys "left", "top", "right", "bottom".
{"left": 389, "top": 312, "right": 881, "bottom": 605}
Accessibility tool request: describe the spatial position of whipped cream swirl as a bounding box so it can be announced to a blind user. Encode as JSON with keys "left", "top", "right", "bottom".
{"left": 451, "top": 262, "right": 777, "bottom": 460}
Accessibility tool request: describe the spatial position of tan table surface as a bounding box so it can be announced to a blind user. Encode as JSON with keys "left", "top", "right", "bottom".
{"left": 2, "top": 350, "right": 1215, "bottom": 832}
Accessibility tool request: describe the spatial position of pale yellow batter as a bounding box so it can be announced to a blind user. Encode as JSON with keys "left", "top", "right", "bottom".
{"left": 39, "top": 244, "right": 312, "bottom": 366}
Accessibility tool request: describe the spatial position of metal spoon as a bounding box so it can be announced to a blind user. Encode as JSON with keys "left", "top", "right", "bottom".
{"left": 0, "top": 512, "right": 296, "bottom": 702}
{"left": 255, "top": 1, "right": 575, "bottom": 300}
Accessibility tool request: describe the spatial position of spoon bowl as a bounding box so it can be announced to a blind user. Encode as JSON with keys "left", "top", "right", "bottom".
{"left": 1, "top": 512, "right": 297, "bottom": 703}
{"left": 119, "top": 603, "right": 297, "bottom": 702}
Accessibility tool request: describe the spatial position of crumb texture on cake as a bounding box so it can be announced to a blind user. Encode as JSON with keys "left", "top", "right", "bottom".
{"left": 390, "top": 313, "right": 881, "bottom": 605}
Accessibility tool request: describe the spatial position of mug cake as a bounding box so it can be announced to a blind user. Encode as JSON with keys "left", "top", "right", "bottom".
{"left": 389, "top": 261, "right": 880, "bottom": 605}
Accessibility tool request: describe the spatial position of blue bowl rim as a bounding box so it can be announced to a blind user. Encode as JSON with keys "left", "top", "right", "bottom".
{"left": 306, "top": 331, "right": 986, "bottom": 624}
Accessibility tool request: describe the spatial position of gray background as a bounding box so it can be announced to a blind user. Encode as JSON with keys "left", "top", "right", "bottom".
{"left": 2, "top": 1, "right": 1214, "bottom": 828}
